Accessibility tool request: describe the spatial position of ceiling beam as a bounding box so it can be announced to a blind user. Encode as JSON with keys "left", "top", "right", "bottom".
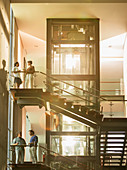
{"left": 10, "top": 0, "right": 127, "bottom": 3}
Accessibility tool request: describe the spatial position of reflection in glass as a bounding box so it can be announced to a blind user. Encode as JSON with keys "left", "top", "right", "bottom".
{"left": 51, "top": 80, "right": 97, "bottom": 105}
{"left": 51, "top": 135, "right": 95, "bottom": 156}
{"left": 50, "top": 114, "right": 95, "bottom": 132}
{"left": 52, "top": 44, "right": 95, "bottom": 75}
{"left": 52, "top": 24, "right": 95, "bottom": 41}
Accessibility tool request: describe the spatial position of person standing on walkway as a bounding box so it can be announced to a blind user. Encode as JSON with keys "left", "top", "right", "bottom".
{"left": 25, "top": 61, "right": 35, "bottom": 88}
{"left": 12, "top": 132, "right": 26, "bottom": 164}
{"left": 29, "top": 130, "right": 38, "bottom": 164}
{"left": 13, "top": 62, "right": 22, "bottom": 88}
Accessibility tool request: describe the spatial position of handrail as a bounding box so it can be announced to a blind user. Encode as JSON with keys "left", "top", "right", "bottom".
{"left": 10, "top": 70, "right": 125, "bottom": 102}
{"left": 10, "top": 70, "right": 126, "bottom": 107}
{"left": 10, "top": 144, "right": 95, "bottom": 170}
{"left": 42, "top": 75, "right": 103, "bottom": 114}
{"left": 9, "top": 145, "right": 54, "bottom": 170}
{"left": 35, "top": 72, "right": 125, "bottom": 102}
{"left": 43, "top": 82, "right": 102, "bottom": 116}
{"left": 39, "top": 71, "right": 107, "bottom": 102}
{"left": 11, "top": 70, "right": 107, "bottom": 102}
{"left": 39, "top": 145, "right": 94, "bottom": 170}
{"left": 46, "top": 67, "right": 101, "bottom": 97}
{"left": 43, "top": 81, "right": 97, "bottom": 105}
{"left": 10, "top": 70, "right": 107, "bottom": 113}
{"left": 45, "top": 67, "right": 107, "bottom": 101}
{"left": 39, "top": 71, "right": 105, "bottom": 113}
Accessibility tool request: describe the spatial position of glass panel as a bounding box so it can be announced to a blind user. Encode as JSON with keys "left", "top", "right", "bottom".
{"left": 50, "top": 114, "right": 95, "bottom": 132}
{"left": 52, "top": 43, "right": 96, "bottom": 75}
{"left": 51, "top": 135, "right": 95, "bottom": 156}
{"left": 51, "top": 80, "right": 97, "bottom": 105}
{"left": 62, "top": 116, "right": 87, "bottom": 131}
{"left": 53, "top": 80, "right": 96, "bottom": 93}
{"left": 101, "top": 101, "right": 125, "bottom": 118}
{"left": 52, "top": 24, "right": 95, "bottom": 41}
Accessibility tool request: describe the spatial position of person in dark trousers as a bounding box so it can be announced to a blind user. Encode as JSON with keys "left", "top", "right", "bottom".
{"left": 13, "top": 62, "right": 22, "bottom": 88}
{"left": 12, "top": 132, "right": 26, "bottom": 164}
{"left": 29, "top": 130, "right": 38, "bottom": 164}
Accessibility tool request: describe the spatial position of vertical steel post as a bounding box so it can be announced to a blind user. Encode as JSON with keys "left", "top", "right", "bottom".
{"left": 96, "top": 126, "right": 101, "bottom": 170}
{"left": 7, "top": 6, "right": 13, "bottom": 169}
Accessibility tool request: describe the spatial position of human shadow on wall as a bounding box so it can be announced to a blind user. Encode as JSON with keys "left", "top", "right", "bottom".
{"left": 0, "top": 59, "right": 7, "bottom": 91}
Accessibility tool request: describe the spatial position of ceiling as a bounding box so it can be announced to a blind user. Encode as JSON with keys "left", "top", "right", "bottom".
{"left": 11, "top": 3, "right": 127, "bottom": 56}
{"left": 12, "top": 3, "right": 127, "bottom": 41}
{"left": 10, "top": 0, "right": 127, "bottom": 3}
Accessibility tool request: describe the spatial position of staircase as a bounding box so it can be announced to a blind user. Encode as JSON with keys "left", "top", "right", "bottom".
{"left": 100, "top": 118, "right": 127, "bottom": 170}
{"left": 10, "top": 88, "right": 103, "bottom": 129}
{"left": 10, "top": 71, "right": 127, "bottom": 170}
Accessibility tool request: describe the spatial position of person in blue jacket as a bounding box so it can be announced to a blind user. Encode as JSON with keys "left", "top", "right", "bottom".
{"left": 29, "top": 130, "right": 38, "bottom": 164}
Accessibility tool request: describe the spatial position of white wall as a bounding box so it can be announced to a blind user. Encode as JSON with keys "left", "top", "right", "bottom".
{"left": 25, "top": 106, "right": 46, "bottom": 162}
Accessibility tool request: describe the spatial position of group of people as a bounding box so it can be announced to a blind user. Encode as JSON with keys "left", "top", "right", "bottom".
{"left": 13, "top": 60, "right": 35, "bottom": 88}
{"left": 12, "top": 130, "right": 38, "bottom": 164}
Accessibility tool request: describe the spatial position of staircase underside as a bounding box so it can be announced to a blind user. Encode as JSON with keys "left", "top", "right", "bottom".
{"left": 100, "top": 95, "right": 125, "bottom": 101}
{"left": 10, "top": 88, "right": 102, "bottom": 128}
{"left": 101, "top": 118, "right": 127, "bottom": 130}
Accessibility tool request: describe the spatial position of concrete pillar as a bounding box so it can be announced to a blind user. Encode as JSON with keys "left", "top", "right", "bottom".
{"left": 13, "top": 103, "right": 22, "bottom": 137}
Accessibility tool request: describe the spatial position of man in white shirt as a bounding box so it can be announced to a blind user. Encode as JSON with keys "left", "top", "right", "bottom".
{"left": 25, "top": 61, "right": 35, "bottom": 88}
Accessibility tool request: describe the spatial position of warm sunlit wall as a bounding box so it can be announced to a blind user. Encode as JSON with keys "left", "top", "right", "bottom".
{"left": 20, "top": 31, "right": 46, "bottom": 71}
{"left": 26, "top": 106, "right": 46, "bottom": 162}
{"left": 0, "top": 0, "right": 10, "bottom": 169}
{"left": 13, "top": 20, "right": 26, "bottom": 68}
{"left": 0, "top": 0, "right": 10, "bottom": 70}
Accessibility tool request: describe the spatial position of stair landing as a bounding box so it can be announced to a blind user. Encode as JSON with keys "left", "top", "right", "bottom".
{"left": 9, "top": 163, "right": 51, "bottom": 170}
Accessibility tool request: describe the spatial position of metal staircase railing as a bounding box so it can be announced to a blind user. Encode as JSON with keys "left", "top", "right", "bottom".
{"left": 39, "top": 71, "right": 107, "bottom": 101}
{"left": 9, "top": 144, "right": 94, "bottom": 170}
{"left": 39, "top": 144, "right": 94, "bottom": 170}
{"left": 38, "top": 71, "right": 106, "bottom": 112}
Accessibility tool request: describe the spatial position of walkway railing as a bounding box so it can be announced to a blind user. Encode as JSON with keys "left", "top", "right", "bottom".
{"left": 10, "top": 144, "right": 95, "bottom": 170}
{"left": 10, "top": 70, "right": 103, "bottom": 112}
{"left": 9, "top": 70, "right": 126, "bottom": 117}
{"left": 39, "top": 144, "right": 87, "bottom": 170}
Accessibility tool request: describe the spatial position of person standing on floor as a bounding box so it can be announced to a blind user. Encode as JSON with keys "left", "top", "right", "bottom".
{"left": 25, "top": 61, "right": 35, "bottom": 88}
{"left": 12, "top": 132, "right": 26, "bottom": 164}
{"left": 13, "top": 62, "right": 22, "bottom": 88}
{"left": 29, "top": 130, "right": 38, "bottom": 164}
